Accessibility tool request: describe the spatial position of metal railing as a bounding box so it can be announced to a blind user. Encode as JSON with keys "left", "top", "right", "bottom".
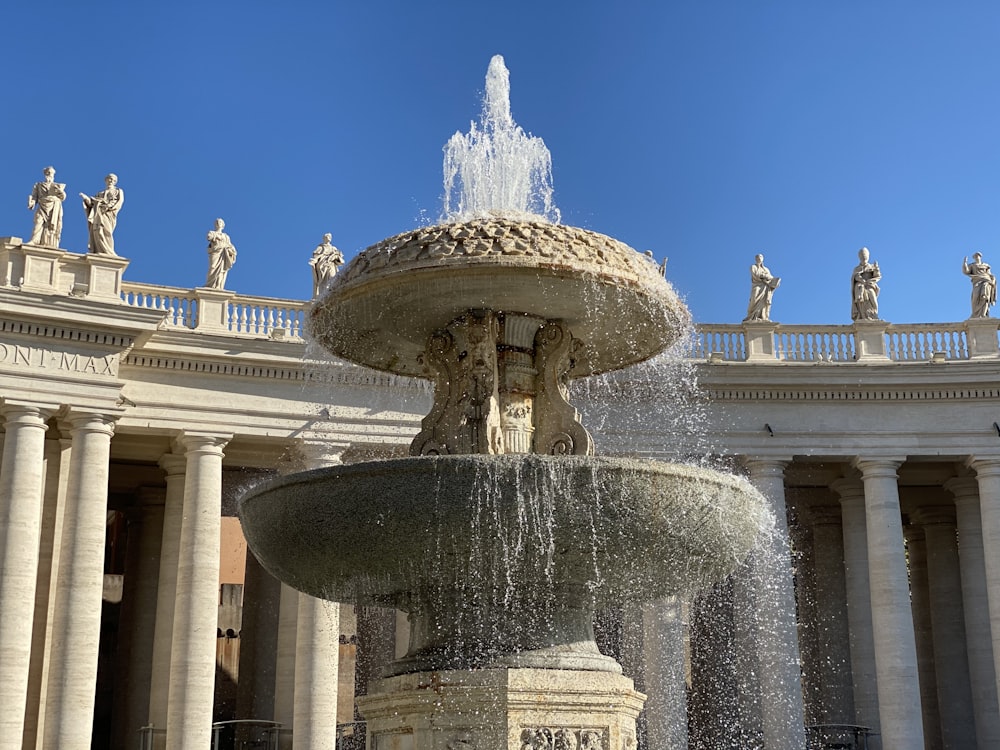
{"left": 805, "top": 724, "right": 876, "bottom": 749}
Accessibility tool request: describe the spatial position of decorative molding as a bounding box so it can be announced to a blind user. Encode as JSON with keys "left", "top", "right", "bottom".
{"left": 704, "top": 386, "right": 1000, "bottom": 402}
{"left": 0, "top": 318, "right": 134, "bottom": 348}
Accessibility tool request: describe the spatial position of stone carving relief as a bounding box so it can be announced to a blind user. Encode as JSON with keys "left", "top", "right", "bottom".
{"left": 519, "top": 728, "right": 606, "bottom": 750}
{"left": 338, "top": 219, "right": 664, "bottom": 288}
{"left": 533, "top": 321, "right": 594, "bottom": 456}
{"left": 411, "top": 311, "right": 503, "bottom": 456}
{"left": 27, "top": 166, "right": 66, "bottom": 247}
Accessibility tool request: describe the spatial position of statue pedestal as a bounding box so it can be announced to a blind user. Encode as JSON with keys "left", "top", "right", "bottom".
{"left": 742, "top": 321, "right": 778, "bottom": 361}
{"left": 852, "top": 320, "right": 889, "bottom": 361}
{"left": 83, "top": 254, "right": 129, "bottom": 302}
{"left": 359, "top": 668, "right": 644, "bottom": 750}
{"left": 0, "top": 239, "right": 129, "bottom": 302}
{"left": 194, "top": 287, "right": 235, "bottom": 333}
{"left": 965, "top": 317, "right": 1000, "bottom": 358}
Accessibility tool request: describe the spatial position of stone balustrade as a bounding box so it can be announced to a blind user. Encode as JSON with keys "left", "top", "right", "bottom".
{"left": 693, "top": 319, "right": 999, "bottom": 362}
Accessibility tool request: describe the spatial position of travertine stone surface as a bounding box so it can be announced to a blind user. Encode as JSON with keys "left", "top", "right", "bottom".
{"left": 310, "top": 218, "right": 689, "bottom": 378}
{"left": 358, "top": 668, "right": 644, "bottom": 750}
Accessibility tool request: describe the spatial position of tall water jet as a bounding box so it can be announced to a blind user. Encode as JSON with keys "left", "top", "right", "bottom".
{"left": 443, "top": 55, "right": 559, "bottom": 223}
{"left": 239, "top": 55, "right": 770, "bottom": 749}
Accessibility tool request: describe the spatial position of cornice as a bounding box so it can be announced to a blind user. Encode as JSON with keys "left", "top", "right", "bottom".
{"left": 703, "top": 385, "right": 1000, "bottom": 402}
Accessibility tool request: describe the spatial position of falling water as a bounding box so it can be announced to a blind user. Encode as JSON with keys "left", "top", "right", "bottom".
{"left": 442, "top": 55, "right": 560, "bottom": 223}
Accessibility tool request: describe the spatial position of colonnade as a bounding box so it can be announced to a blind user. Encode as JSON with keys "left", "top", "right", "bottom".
{"left": 7, "top": 393, "right": 1000, "bottom": 749}
{"left": 0, "top": 402, "right": 344, "bottom": 750}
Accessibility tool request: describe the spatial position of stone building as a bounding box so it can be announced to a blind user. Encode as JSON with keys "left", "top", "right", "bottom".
{"left": 2, "top": 237, "right": 1000, "bottom": 749}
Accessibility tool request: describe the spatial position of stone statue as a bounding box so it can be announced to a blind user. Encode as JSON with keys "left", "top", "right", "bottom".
{"left": 850, "top": 247, "right": 881, "bottom": 321}
{"left": 963, "top": 252, "right": 997, "bottom": 318}
{"left": 744, "top": 253, "right": 780, "bottom": 321}
{"left": 27, "top": 166, "right": 66, "bottom": 247}
{"left": 79, "top": 174, "right": 124, "bottom": 256}
{"left": 205, "top": 218, "right": 237, "bottom": 289}
{"left": 309, "top": 233, "right": 344, "bottom": 297}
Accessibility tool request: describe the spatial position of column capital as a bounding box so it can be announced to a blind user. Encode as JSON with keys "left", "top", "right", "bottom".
{"left": 909, "top": 505, "right": 956, "bottom": 527}
{"left": 944, "top": 475, "right": 979, "bottom": 501}
{"left": 175, "top": 431, "right": 232, "bottom": 458}
{"left": 63, "top": 410, "right": 118, "bottom": 438}
{"left": 830, "top": 476, "right": 865, "bottom": 503}
{"left": 852, "top": 456, "right": 905, "bottom": 479}
{"left": 742, "top": 456, "right": 792, "bottom": 478}
{"left": 809, "top": 503, "right": 843, "bottom": 527}
{"left": 158, "top": 451, "right": 187, "bottom": 477}
{"left": 967, "top": 455, "right": 1000, "bottom": 479}
{"left": 1, "top": 401, "right": 54, "bottom": 427}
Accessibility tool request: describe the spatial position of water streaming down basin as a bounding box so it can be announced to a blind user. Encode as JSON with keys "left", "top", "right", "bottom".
{"left": 239, "top": 55, "right": 772, "bottom": 749}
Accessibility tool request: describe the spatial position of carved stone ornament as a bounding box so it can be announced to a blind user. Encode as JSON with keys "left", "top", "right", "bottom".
{"left": 519, "top": 728, "right": 606, "bottom": 750}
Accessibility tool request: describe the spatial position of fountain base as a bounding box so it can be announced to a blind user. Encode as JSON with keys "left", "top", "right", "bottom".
{"left": 358, "top": 667, "right": 644, "bottom": 750}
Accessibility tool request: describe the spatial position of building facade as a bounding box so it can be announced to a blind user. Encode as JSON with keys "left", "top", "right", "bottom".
{"left": 2, "top": 238, "right": 1000, "bottom": 749}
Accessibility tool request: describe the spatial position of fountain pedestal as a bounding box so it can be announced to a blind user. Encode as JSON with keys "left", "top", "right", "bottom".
{"left": 359, "top": 668, "right": 644, "bottom": 750}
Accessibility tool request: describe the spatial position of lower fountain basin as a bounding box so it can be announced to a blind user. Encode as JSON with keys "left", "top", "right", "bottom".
{"left": 239, "top": 454, "right": 770, "bottom": 608}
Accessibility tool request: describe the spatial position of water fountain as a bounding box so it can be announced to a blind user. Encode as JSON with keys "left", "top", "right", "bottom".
{"left": 239, "top": 56, "right": 770, "bottom": 749}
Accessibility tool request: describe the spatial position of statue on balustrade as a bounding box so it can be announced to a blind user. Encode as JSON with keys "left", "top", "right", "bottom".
{"left": 963, "top": 252, "right": 996, "bottom": 318}
{"left": 744, "top": 253, "right": 780, "bottom": 321}
{"left": 79, "top": 174, "right": 124, "bottom": 256}
{"left": 27, "top": 166, "right": 66, "bottom": 247}
{"left": 850, "top": 247, "right": 881, "bottom": 321}
{"left": 205, "top": 218, "right": 237, "bottom": 289}
{"left": 309, "top": 232, "right": 344, "bottom": 297}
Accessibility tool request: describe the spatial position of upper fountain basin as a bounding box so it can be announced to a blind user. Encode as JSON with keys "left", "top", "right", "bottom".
{"left": 309, "top": 218, "right": 689, "bottom": 378}
{"left": 238, "top": 454, "right": 771, "bottom": 609}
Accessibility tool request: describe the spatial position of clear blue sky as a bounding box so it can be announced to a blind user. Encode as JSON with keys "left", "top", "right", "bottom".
{"left": 2, "top": 1, "right": 998, "bottom": 324}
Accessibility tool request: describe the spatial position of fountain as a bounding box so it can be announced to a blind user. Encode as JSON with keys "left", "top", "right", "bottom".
{"left": 239, "top": 56, "right": 770, "bottom": 749}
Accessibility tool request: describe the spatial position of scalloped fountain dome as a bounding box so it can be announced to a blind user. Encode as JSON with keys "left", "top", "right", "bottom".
{"left": 238, "top": 54, "right": 770, "bottom": 747}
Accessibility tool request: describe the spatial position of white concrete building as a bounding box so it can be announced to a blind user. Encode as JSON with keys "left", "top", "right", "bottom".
{"left": 2, "top": 237, "right": 999, "bottom": 749}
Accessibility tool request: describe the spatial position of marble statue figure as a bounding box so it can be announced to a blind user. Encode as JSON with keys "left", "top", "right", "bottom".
{"left": 27, "top": 166, "right": 66, "bottom": 247}
{"left": 205, "top": 218, "right": 237, "bottom": 289}
{"left": 309, "top": 232, "right": 344, "bottom": 297}
{"left": 79, "top": 174, "right": 124, "bottom": 256}
{"left": 850, "top": 247, "right": 881, "bottom": 321}
{"left": 744, "top": 253, "right": 780, "bottom": 321}
{"left": 963, "top": 253, "right": 997, "bottom": 318}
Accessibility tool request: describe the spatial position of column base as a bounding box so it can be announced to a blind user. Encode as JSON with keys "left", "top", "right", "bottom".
{"left": 359, "top": 667, "right": 645, "bottom": 749}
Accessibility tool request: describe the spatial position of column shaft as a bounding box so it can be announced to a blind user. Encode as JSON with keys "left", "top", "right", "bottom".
{"left": 41, "top": 412, "right": 117, "bottom": 750}
{"left": 744, "top": 459, "right": 806, "bottom": 750}
{"left": 148, "top": 452, "right": 186, "bottom": 740}
{"left": 274, "top": 583, "right": 299, "bottom": 750}
{"left": 165, "top": 433, "right": 229, "bottom": 750}
{"left": 904, "top": 526, "right": 942, "bottom": 750}
{"left": 0, "top": 404, "right": 51, "bottom": 750}
{"left": 949, "top": 479, "right": 1000, "bottom": 748}
{"left": 970, "top": 457, "right": 1000, "bottom": 707}
{"left": 833, "top": 480, "right": 880, "bottom": 741}
{"left": 809, "top": 504, "right": 854, "bottom": 724}
{"left": 855, "top": 458, "right": 923, "bottom": 748}
{"left": 293, "top": 595, "right": 340, "bottom": 748}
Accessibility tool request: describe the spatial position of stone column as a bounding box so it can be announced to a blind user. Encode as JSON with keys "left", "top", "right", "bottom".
{"left": 969, "top": 457, "right": 1000, "bottom": 716}
{"left": 273, "top": 583, "right": 299, "bottom": 750}
{"left": 293, "top": 597, "right": 340, "bottom": 748}
{"left": 236, "top": 552, "right": 281, "bottom": 724}
{"left": 620, "top": 597, "right": 688, "bottom": 750}
{"left": 946, "top": 476, "right": 1000, "bottom": 748}
{"left": 743, "top": 458, "right": 807, "bottom": 750}
{"left": 831, "top": 477, "right": 880, "bottom": 742}
{"left": 23, "top": 432, "right": 70, "bottom": 750}
{"left": 113, "top": 491, "right": 166, "bottom": 750}
{"left": 853, "top": 457, "right": 923, "bottom": 748}
{"left": 41, "top": 411, "right": 118, "bottom": 750}
{"left": 165, "top": 432, "right": 230, "bottom": 750}
{"left": 808, "top": 503, "right": 855, "bottom": 724}
{"left": 0, "top": 402, "right": 52, "bottom": 750}
{"left": 147, "top": 451, "right": 186, "bottom": 743}
{"left": 902, "top": 525, "right": 942, "bottom": 749}
{"left": 913, "top": 505, "right": 978, "bottom": 749}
